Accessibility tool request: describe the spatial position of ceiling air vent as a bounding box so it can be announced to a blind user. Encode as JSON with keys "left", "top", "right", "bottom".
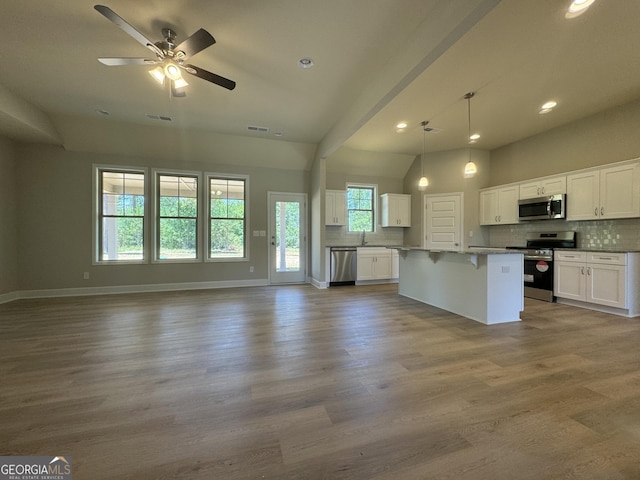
{"left": 247, "top": 125, "right": 269, "bottom": 133}
{"left": 146, "top": 114, "right": 173, "bottom": 122}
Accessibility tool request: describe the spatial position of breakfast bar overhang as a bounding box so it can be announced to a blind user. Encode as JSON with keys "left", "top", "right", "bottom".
{"left": 396, "top": 248, "right": 525, "bottom": 324}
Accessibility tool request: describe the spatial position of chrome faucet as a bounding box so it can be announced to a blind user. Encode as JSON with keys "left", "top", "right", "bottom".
{"left": 361, "top": 230, "right": 367, "bottom": 246}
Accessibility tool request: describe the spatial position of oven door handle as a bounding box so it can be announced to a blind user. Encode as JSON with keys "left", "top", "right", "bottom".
{"left": 524, "top": 255, "right": 553, "bottom": 261}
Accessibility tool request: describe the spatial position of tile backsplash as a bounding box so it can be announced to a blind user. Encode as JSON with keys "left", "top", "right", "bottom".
{"left": 489, "top": 218, "right": 640, "bottom": 251}
{"left": 325, "top": 226, "right": 404, "bottom": 247}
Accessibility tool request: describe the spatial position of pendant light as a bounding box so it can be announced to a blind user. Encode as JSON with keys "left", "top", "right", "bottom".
{"left": 464, "top": 92, "right": 478, "bottom": 178}
{"left": 418, "top": 120, "right": 429, "bottom": 190}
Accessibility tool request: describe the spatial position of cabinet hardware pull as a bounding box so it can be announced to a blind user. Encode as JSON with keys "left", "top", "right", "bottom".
{"left": 581, "top": 267, "right": 585, "bottom": 275}
{"left": 598, "top": 257, "right": 613, "bottom": 260}
{"left": 594, "top": 207, "right": 598, "bottom": 216}
{"left": 587, "top": 267, "right": 591, "bottom": 275}
{"left": 600, "top": 207, "right": 605, "bottom": 216}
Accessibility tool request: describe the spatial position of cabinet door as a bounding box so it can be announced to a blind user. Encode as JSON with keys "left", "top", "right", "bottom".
{"left": 397, "top": 195, "right": 411, "bottom": 226}
{"left": 356, "top": 254, "right": 375, "bottom": 280}
{"left": 479, "top": 190, "right": 499, "bottom": 225}
{"left": 498, "top": 186, "right": 519, "bottom": 224}
{"left": 391, "top": 250, "right": 399, "bottom": 279}
{"left": 587, "top": 263, "right": 627, "bottom": 308}
{"left": 600, "top": 163, "right": 640, "bottom": 219}
{"left": 373, "top": 252, "right": 392, "bottom": 279}
{"left": 381, "top": 194, "right": 411, "bottom": 227}
{"left": 519, "top": 182, "right": 540, "bottom": 200}
{"left": 541, "top": 176, "right": 566, "bottom": 196}
{"left": 567, "top": 171, "right": 600, "bottom": 221}
{"left": 325, "top": 191, "right": 346, "bottom": 225}
{"left": 554, "top": 261, "right": 586, "bottom": 301}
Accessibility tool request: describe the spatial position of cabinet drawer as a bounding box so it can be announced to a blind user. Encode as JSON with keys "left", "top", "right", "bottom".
{"left": 587, "top": 252, "right": 627, "bottom": 265}
{"left": 555, "top": 251, "right": 587, "bottom": 262}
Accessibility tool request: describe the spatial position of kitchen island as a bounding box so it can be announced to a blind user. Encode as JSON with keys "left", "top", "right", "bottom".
{"left": 396, "top": 248, "right": 524, "bottom": 325}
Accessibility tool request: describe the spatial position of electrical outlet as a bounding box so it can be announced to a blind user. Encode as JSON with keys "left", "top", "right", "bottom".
{"left": 249, "top": 266, "right": 254, "bottom": 273}
{"left": 501, "top": 266, "right": 510, "bottom": 273}
{"left": 83, "top": 272, "right": 90, "bottom": 280}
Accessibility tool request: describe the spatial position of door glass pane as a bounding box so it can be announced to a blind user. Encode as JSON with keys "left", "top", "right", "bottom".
{"left": 275, "top": 201, "right": 300, "bottom": 272}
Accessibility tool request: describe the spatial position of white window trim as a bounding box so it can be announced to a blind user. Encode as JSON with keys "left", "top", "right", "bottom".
{"left": 92, "top": 164, "right": 149, "bottom": 265}
{"left": 152, "top": 168, "right": 203, "bottom": 264}
{"left": 346, "top": 182, "right": 378, "bottom": 234}
{"left": 205, "top": 172, "right": 250, "bottom": 263}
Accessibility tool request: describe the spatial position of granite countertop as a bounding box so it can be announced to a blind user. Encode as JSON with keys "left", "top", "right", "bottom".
{"left": 393, "top": 246, "right": 525, "bottom": 255}
{"left": 555, "top": 248, "right": 640, "bottom": 253}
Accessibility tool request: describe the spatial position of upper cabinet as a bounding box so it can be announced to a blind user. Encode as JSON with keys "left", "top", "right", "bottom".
{"left": 479, "top": 186, "right": 519, "bottom": 225}
{"left": 325, "top": 190, "right": 347, "bottom": 226}
{"left": 380, "top": 193, "right": 411, "bottom": 227}
{"left": 519, "top": 175, "right": 566, "bottom": 199}
{"left": 567, "top": 162, "right": 640, "bottom": 221}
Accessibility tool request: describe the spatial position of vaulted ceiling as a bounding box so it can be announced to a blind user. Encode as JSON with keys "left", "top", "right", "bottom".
{"left": 1, "top": 1, "right": 639, "bottom": 178}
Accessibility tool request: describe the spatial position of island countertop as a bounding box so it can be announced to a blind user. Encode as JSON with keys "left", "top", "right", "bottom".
{"left": 391, "top": 246, "right": 526, "bottom": 255}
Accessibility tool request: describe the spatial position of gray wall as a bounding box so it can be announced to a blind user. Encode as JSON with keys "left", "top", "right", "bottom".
{"left": 15, "top": 144, "right": 308, "bottom": 291}
{"left": 0, "top": 136, "right": 18, "bottom": 296}
{"left": 490, "top": 98, "right": 640, "bottom": 185}
{"left": 403, "top": 147, "right": 491, "bottom": 248}
{"left": 487, "top": 98, "right": 640, "bottom": 249}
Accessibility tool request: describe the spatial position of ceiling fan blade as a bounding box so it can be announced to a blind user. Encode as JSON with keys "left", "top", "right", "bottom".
{"left": 94, "top": 5, "right": 163, "bottom": 57}
{"left": 98, "top": 57, "right": 158, "bottom": 66}
{"left": 184, "top": 64, "right": 236, "bottom": 91}
{"left": 175, "top": 28, "right": 216, "bottom": 59}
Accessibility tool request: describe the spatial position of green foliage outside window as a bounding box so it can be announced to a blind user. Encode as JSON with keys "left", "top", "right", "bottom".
{"left": 347, "top": 186, "right": 374, "bottom": 232}
{"left": 210, "top": 179, "right": 245, "bottom": 258}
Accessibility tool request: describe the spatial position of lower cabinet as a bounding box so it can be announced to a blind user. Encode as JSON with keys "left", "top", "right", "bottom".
{"left": 554, "top": 251, "right": 639, "bottom": 315}
{"left": 357, "top": 247, "right": 393, "bottom": 281}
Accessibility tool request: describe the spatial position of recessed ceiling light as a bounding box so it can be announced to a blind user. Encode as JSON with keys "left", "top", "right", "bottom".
{"left": 469, "top": 133, "right": 481, "bottom": 141}
{"left": 298, "top": 57, "right": 314, "bottom": 69}
{"left": 539, "top": 100, "right": 558, "bottom": 114}
{"left": 565, "top": 0, "right": 596, "bottom": 19}
{"left": 396, "top": 122, "right": 408, "bottom": 129}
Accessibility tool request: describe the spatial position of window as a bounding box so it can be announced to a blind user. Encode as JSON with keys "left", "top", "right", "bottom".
{"left": 97, "top": 168, "right": 146, "bottom": 262}
{"left": 157, "top": 173, "right": 199, "bottom": 260}
{"left": 347, "top": 185, "right": 375, "bottom": 232}
{"left": 209, "top": 176, "right": 247, "bottom": 259}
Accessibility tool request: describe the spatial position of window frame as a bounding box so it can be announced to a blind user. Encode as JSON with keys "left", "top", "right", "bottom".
{"left": 93, "top": 165, "right": 149, "bottom": 265}
{"left": 346, "top": 183, "right": 378, "bottom": 233}
{"left": 206, "top": 172, "right": 250, "bottom": 263}
{"left": 152, "top": 169, "right": 203, "bottom": 263}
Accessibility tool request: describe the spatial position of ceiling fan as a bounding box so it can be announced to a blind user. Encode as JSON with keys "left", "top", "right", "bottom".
{"left": 94, "top": 4, "right": 236, "bottom": 97}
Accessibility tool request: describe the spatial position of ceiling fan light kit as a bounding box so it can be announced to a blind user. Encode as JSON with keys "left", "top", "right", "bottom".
{"left": 94, "top": 4, "right": 236, "bottom": 97}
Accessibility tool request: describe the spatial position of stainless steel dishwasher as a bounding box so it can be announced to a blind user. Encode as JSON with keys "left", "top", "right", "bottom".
{"left": 330, "top": 247, "right": 357, "bottom": 286}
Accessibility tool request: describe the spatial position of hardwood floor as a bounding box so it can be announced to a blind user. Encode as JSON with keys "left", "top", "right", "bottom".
{"left": 2, "top": 284, "right": 640, "bottom": 479}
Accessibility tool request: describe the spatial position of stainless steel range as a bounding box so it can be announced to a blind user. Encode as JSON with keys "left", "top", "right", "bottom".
{"left": 509, "top": 231, "right": 577, "bottom": 302}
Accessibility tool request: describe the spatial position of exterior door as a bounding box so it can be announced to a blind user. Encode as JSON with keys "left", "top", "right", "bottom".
{"left": 268, "top": 192, "right": 307, "bottom": 284}
{"left": 425, "top": 193, "right": 462, "bottom": 251}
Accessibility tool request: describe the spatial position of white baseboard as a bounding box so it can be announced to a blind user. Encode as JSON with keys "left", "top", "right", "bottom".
{"left": 310, "top": 277, "right": 328, "bottom": 289}
{"left": 1, "top": 279, "right": 270, "bottom": 303}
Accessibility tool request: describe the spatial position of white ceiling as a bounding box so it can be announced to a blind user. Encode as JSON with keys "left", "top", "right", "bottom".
{"left": 1, "top": 0, "right": 639, "bottom": 177}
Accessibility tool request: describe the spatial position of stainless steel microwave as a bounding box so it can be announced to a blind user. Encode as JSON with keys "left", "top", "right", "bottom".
{"left": 518, "top": 194, "right": 566, "bottom": 221}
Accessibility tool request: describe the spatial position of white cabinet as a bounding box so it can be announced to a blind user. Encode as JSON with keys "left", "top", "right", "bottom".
{"left": 555, "top": 251, "right": 627, "bottom": 310}
{"left": 519, "top": 175, "right": 566, "bottom": 199}
{"left": 566, "top": 162, "right": 640, "bottom": 221}
{"left": 325, "top": 190, "right": 346, "bottom": 226}
{"left": 381, "top": 193, "right": 411, "bottom": 227}
{"left": 357, "top": 247, "right": 392, "bottom": 281}
{"left": 479, "top": 186, "right": 519, "bottom": 225}
{"left": 391, "top": 250, "right": 399, "bottom": 279}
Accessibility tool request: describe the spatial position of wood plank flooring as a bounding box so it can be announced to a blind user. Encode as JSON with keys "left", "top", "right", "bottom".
{"left": 2, "top": 284, "right": 640, "bottom": 479}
